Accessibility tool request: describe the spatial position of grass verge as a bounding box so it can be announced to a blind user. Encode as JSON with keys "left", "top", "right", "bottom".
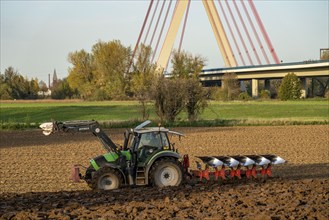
{"left": 1, "top": 99, "right": 328, "bottom": 130}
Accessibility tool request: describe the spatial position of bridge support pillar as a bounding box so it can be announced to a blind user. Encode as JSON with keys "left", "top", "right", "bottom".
{"left": 300, "top": 78, "right": 307, "bottom": 98}
{"left": 252, "top": 79, "right": 259, "bottom": 98}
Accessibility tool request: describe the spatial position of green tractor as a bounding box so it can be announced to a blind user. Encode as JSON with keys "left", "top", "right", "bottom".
{"left": 40, "top": 120, "right": 186, "bottom": 190}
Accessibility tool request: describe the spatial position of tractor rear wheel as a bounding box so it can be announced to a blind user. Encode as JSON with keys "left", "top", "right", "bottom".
{"left": 91, "top": 167, "right": 122, "bottom": 190}
{"left": 150, "top": 158, "right": 183, "bottom": 187}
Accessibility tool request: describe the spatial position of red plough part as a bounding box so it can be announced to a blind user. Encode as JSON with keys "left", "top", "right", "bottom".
{"left": 214, "top": 166, "right": 226, "bottom": 180}
{"left": 71, "top": 164, "right": 88, "bottom": 183}
{"left": 185, "top": 154, "right": 286, "bottom": 182}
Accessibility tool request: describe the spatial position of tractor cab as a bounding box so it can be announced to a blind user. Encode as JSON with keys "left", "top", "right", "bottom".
{"left": 41, "top": 120, "right": 185, "bottom": 189}
{"left": 123, "top": 123, "right": 182, "bottom": 166}
{"left": 134, "top": 129, "right": 171, "bottom": 165}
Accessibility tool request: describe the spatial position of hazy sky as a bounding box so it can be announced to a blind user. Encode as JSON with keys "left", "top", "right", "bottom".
{"left": 1, "top": 0, "right": 328, "bottom": 83}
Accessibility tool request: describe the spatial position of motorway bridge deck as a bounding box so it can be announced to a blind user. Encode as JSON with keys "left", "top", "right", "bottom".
{"left": 200, "top": 60, "right": 329, "bottom": 97}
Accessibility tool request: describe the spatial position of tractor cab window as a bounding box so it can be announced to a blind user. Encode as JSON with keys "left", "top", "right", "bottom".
{"left": 161, "top": 132, "right": 170, "bottom": 150}
{"left": 138, "top": 132, "right": 162, "bottom": 149}
{"left": 137, "top": 132, "right": 164, "bottom": 163}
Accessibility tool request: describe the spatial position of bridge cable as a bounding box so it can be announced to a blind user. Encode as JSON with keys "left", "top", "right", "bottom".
{"left": 152, "top": 0, "right": 173, "bottom": 64}
{"left": 149, "top": 0, "right": 166, "bottom": 47}
{"left": 241, "top": 0, "right": 270, "bottom": 64}
{"left": 248, "top": 0, "right": 280, "bottom": 64}
{"left": 204, "top": 0, "right": 232, "bottom": 67}
{"left": 233, "top": 0, "right": 261, "bottom": 65}
{"left": 225, "top": 0, "right": 253, "bottom": 65}
{"left": 143, "top": 0, "right": 160, "bottom": 45}
{"left": 128, "top": 0, "right": 154, "bottom": 73}
{"left": 217, "top": 0, "right": 245, "bottom": 66}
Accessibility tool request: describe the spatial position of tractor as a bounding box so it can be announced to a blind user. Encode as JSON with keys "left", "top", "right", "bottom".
{"left": 40, "top": 120, "right": 186, "bottom": 190}
{"left": 40, "top": 120, "right": 286, "bottom": 190}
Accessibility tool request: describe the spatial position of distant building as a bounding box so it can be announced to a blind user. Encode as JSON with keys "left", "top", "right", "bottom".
{"left": 37, "top": 89, "right": 51, "bottom": 96}
{"left": 38, "top": 69, "right": 59, "bottom": 97}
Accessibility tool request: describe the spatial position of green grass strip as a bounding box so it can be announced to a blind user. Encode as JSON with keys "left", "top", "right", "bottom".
{"left": 0, "top": 99, "right": 328, "bottom": 130}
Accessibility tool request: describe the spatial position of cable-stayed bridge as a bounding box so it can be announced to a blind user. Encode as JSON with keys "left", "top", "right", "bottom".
{"left": 132, "top": 0, "right": 329, "bottom": 97}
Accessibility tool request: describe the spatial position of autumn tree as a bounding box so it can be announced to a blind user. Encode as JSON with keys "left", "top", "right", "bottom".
{"left": 131, "top": 44, "right": 158, "bottom": 119}
{"left": 153, "top": 51, "right": 207, "bottom": 122}
{"left": 51, "top": 78, "right": 76, "bottom": 99}
{"left": 171, "top": 50, "right": 207, "bottom": 121}
{"left": 67, "top": 40, "right": 131, "bottom": 100}
{"left": 171, "top": 50, "right": 205, "bottom": 79}
{"left": 67, "top": 50, "right": 94, "bottom": 99}
{"left": 27, "top": 78, "right": 39, "bottom": 99}
{"left": 0, "top": 73, "right": 11, "bottom": 99}
{"left": 0, "top": 67, "right": 39, "bottom": 99}
{"left": 92, "top": 40, "right": 131, "bottom": 100}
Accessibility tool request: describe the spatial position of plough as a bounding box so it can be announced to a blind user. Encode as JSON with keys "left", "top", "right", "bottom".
{"left": 186, "top": 155, "right": 286, "bottom": 182}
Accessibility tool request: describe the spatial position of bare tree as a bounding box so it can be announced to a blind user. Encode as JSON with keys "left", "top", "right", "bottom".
{"left": 154, "top": 77, "right": 187, "bottom": 122}
{"left": 221, "top": 72, "right": 240, "bottom": 100}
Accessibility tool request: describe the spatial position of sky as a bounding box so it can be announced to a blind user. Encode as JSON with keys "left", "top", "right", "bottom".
{"left": 1, "top": 0, "right": 328, "bottom": 83}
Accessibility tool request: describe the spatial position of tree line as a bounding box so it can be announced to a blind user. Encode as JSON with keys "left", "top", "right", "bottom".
{"left": 1, "top": 39, "right": 328, "bottom": 121}
{"left": 0, "top": 67, "right": 39, "bottom": 100}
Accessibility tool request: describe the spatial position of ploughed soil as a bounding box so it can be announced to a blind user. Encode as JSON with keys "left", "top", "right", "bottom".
{"left": 0, "top": 125, "right": 328, "bottom": 219}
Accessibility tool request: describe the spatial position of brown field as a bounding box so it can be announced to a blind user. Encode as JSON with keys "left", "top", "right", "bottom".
{"left": 0, "top": 125, "right": 328, "bottom": 219}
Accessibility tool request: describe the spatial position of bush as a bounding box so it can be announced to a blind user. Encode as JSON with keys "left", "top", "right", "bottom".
{"left": 260, "top": 90, "right": 271, "bottom": 99}
{"left": 325, "top": 90, "right": 329, "bottom": 99}
{"left": 185, "top": 78, "right": 208, "bottom": 121}
{"left": 209, "top": 87, "right": 222, "bottom": 101}
{"left": 238, "top": 92, "right": 252, "bottom": 101}
{"left": 279, "top": 73, "right": 302, "bottom": 100}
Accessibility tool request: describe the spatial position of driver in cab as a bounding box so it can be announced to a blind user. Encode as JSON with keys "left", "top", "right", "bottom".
{"left": 138, "top": 133, "right": 161, "bottom": 160}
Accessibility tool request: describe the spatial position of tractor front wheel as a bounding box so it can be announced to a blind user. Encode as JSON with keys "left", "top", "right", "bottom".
{"left": 150, "top": 158, "right": 183, "bottom": 187}
{"left": 91, "top": 167, "right": 122, "bottom": 190}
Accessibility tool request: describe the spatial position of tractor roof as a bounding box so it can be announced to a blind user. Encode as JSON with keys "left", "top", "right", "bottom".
{"left": 134, "top": 127, "right": 184, "bottom": 137}
{"left": 133, "top": 121, "right": 184, "bottom": 136}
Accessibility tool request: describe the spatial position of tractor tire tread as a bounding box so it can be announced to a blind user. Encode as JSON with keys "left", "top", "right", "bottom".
{"left": 90, "top": 167, "right": 123, "bottom": 190}
{"left": 149, "top": 157, "right": 184, "bottom": 187}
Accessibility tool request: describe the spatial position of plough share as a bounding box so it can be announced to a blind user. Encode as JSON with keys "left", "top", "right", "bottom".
{"left": 187, "top": 154, "right": 286, "bottom": 182}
